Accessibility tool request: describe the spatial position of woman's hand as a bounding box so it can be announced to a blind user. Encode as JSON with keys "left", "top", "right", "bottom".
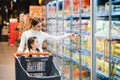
{"left": 68, "top": 33, "right": 78, "bottom": 44}
{"left": 67, "top": 33, "right": 75, "bottom": 37}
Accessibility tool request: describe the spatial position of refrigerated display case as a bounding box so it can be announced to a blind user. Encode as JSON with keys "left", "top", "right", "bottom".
{"left": 96, "top": 0, "right": 120, "bottom": 80}
{"left": 46, "top": 0, "right": 120, "bottom": 80}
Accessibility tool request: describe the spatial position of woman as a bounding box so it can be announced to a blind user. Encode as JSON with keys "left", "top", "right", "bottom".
{"left": 17, "top": 17, "right": 75, "bottom": 53}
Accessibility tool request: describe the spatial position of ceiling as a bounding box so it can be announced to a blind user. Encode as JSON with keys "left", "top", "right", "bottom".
{"left": 0, "top": 0, "right": 52, "bottom": 14}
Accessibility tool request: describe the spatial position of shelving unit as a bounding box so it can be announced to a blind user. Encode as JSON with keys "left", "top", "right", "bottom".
{"left": 46, "top": 0, "right": 120, "bottom": 80}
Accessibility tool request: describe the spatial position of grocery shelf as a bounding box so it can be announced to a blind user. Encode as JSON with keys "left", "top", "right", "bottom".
{"left": 63, "top": 43, "right": 120, "bottom": 64}
{"left": 112, "top": 12, "right": 120, "bottom": 16}
{"left": 71, "top": 14, "right": 90, "bottom": 19}
{"left": 97, "top": 12, "right": 120, "bottom": 17}
{"left": 63, "top": 55, "right": 109, "bottom": 80}
{"left": 97, "top": 13, "right": 109, "bottom": 17}
{"left": 47, "top": 16, "right": 71, "bottom": 20}
{"left": 111, "top": 56, "right": 120, "bottom": 64}
{"left": 47, "top": 12, "right": 120, "bottom": 20}
{"left": 60, "top": 12, "right": 120, "bottom": 19}
{"left": 82, "top": 47, "right": 120, "bottom": 64}
{"left": 97, "top": 70, "right": 109, "bottom": 80}
{"left": 106, "top": 0, "right": 120, "bottom": 4}
{"left": 47, "top": 16, "right": 57, "bottom": 19}
{"left": 95, "top": 30, "right": 120, "bottom": 39}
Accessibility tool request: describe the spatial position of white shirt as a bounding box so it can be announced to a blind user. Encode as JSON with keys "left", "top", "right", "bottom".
{"left": 17, "top": 29, "right": 69, "bottom": 52}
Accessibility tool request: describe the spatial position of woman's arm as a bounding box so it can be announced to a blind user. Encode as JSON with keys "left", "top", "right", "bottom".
{"left": 44, "top": 32, "right": 74, "bottom": 41}
{"left": 17, "top": 32, "right": 26, "bottom": 53}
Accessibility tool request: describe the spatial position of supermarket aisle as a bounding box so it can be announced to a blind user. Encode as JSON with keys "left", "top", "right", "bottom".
{"left": 0, "top": 42, "right": 17, "bottom": 80}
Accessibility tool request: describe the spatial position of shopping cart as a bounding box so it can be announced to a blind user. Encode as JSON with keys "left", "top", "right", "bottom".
{"left": 14, "top": 52, "right": 61, "bottom": 80}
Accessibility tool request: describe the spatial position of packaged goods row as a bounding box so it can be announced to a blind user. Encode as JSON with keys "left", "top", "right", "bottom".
{"left": 46, "top": 0, "right": 120, "bottom": 80}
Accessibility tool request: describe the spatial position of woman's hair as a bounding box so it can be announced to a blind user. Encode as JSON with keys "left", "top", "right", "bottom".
{"left": 31, "top": 17, "right": 41, "bottom": 26}
{"left": 27, "top": 36, "right": 39, "bottom": 52}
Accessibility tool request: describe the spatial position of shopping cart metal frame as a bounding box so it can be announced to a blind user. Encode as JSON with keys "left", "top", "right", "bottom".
{"left": 14, "top": 53, "right": 61, "bottom": 80}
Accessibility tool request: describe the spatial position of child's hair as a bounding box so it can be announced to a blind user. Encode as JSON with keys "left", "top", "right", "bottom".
{"left": 27, "top": 36, "right": 39, "bottom": 52}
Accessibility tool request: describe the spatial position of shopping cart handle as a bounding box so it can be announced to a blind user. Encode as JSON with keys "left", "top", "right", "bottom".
{"left": 15, "top": 53, "right": 22, "bottom": 57}
{"left": 15, "top": 52, "right": 52, "bottom": 57}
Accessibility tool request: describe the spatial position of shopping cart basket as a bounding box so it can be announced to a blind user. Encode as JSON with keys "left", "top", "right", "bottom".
{"left": 14, "top": 52, "right": 61, "bottom": 80}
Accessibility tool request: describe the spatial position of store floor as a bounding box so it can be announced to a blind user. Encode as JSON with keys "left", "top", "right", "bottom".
{"left": 0, "top": 42, "right": 17, "bottom": 80}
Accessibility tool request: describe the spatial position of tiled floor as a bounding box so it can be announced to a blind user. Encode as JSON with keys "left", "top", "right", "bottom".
{"left": 0, "top": 42, "right": 17, "bottom": 80}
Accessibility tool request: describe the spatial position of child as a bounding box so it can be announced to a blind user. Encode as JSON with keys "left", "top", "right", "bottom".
{"left": 25, "top": 36, "right": 39, "bottom": 52}
{"left": 24, "top": 36, "right": 41, "bottom": 57}
{"left": 25, "top": 36, "right": 44, "bottom": 76}
{"left": 24, "top": 36, "right": 50, "bottom": 57}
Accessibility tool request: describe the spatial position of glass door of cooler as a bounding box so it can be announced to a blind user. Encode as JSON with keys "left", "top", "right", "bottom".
{"left": 46, "top": 0, "right": 65, "bottom": 78}
{"left": 46, "top": 1, "right": 57, "bottom": 53}
{"left": 96, "top": 0, "right": 120, "bottom": 80}
{"left": 55, "top": 0, "right": 91, "bottom": 80}
{"left": 64, "top": 0, "right": 87, "bottom": 80}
